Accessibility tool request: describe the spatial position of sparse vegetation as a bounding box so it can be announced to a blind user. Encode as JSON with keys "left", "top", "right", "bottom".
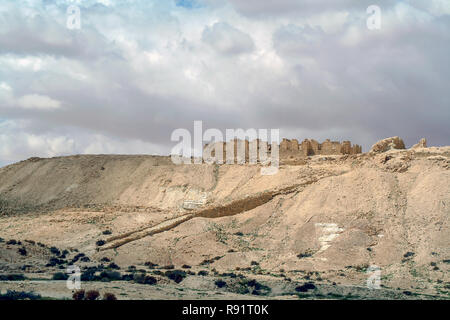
{"left": 295, "top": 282, "right": 316, "bottom": 292}
{"left": 103, "top": 292, "right": 117, "bottom": 300}
{"left": 18, "top": 247, "right": 27, "bottom": 256}
{"left": 100, "top": 270, "right": 122, "bottom": 281}
{"left": 85, "top": 290, "right": 100, "bottom": 300}
{"left": 96, "top": 240, "right": 106, "bottom": 247}
{"left": 52, "top": 272, "right": 68, "bottom": 280}
{"left": 161, "top": 264, "right": 174, "bottom": 270}
{"left": 144, "top": 261, "right": 158, "bottom": 268}
{"left": 49, "top": 247, "right": 61, "bottom": 256}
{"left": 0, "top": 290, "right": 42, "bottom": 300}
{"left": 0, "top": 274, "right": 26, "bottom": 281}
{"left": 297, "top": 248, "right": 315, "bottom": 259}
{"left": 215, "top": 279, "right": 227, "bottom": 288}
{"left": 72, "top": 289, "right": 85, "bottom": 300}
{"left": 133, "top": 273, "right": 157, "bottom": 285}
{"left": 108, "top": 262, "right": 120, "bottom": 270}
{"left": 165, "top": 270, "right": 186, "bottom": 283}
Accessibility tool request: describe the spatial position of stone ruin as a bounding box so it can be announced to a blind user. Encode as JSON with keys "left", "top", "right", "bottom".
{"left": 203, "top": 138, "right": 362, "bottom": 164}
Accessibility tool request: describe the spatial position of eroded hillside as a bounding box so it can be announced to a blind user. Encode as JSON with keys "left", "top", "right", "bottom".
{"left": 0, "top": 146, "right": 449, "bottom": 299}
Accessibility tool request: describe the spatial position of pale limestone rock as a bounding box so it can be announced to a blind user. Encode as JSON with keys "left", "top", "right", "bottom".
{"left": 412, "top": 138, "right": 427, "bottom": 149}
{"left": 370, "top": 136, "right": 406, "bottom": 153}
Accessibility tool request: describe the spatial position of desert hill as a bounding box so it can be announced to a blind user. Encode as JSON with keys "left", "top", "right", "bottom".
{"left": 0, "top": 141, "right": 449, "bottom": 299}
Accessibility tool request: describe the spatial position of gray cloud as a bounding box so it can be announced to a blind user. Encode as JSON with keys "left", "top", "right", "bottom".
{"left": 0, "top": 0, "right": 449, "bottom": 167}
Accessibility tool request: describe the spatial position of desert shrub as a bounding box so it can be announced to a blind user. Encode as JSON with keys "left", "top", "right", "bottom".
{"left": 100, "top": 257, "right": 111, "bottom": 263}
{"left": 103, "top": 292, "right": 117, "bottom": 300}
{"left": 295, "top": 282, "right": 316, "bottom": 292}
{"left": 96, "top": 240, "right": 106, "bottom": 247}
{"left": 221, "top": 272, "right": 237, "bottom": 278}
{"left": 404, "top": 252, "right": 415, "bottom": 258}
{"left": 71, "top": 253, "right": 85, "bottom": 263}
{"left": 52, "top": 272, "right": 68, "bottom": 280}
{"left": 215, "top": 279, "right": 227, "bottom": 288}
{"left": 162, "top": 264, "right": 174, "bottom": 270}
{"left": 121, "top": 274, "right": 134, "bottom": 281}
{"left": 152, "top": 270, "right": 163, "bottom": 276}
{"left": 187, "top": 271, "right": 195, "bottom": 275}
{"left": 6, "top": 239, "right": 17, "bottom": 245}
{"left": 297, "top": 249, "right": 315, "bottom": 259}
{"left": 144, "top": 261, "right": 158, "bottom": 268}
{"left": 0, "top": 290, "right": 41, "bottom": 300}
{"left": 18, "top": 247, "right": 27, "bottom": 256}
{"left": 0, "top": 237, "right": 4, "bottom": 242}
{"left": 108, "top": 262, "right": 120, "bottom": 270}
{"left": 102, "top": 230, "right": 112, "bottom": 235}
{"left": 234, "top": 232, "right": 244, "bottom": 236}
{"left": 143, "top": 276, "right": 157, "bottom": 285}
{"left": 133, "top": 273, "right": 145, "bottom": 284}
{"left": 0, "top": 274, "right": 26, "bottom": 281}
{"left": 72, "top": 290, "right": 85, "bottom": 300}
{"left": 46, "top": 257, "right": 66, "bottom": 267}
{"left": 49, "top": 247, "right": 61, "bottom": 256}
{"left": 85, "top": 290, "right": 100, "bottom": 300}
{"left": 237, "top": 285, "right": 250, "bottom": 295}
{"left": 248, "top": 279, "right": 271, "bottom": 293}
{"left": 165, "top": 270, "right": 186, "bottom": 283}
{"left": 250, "top": 261, "right": 259, "bottom": 266}
{"left": 181, "top": 264, "right": 191, "bottom": 269}
{"left": 197, "top": 270, "right": 208, "bottom": 276}
{"left": 133, "top": 273, "right": 157, "bottom": 285}
{"left": 80, "top": 256, "right": 91, "bottom": 262}
{"left": 81, "top": 267, "right": 101, "bottom": 281}
{"left": 100, "top": 271, "right": 122, "bottom": 281}
{"left": 127, "top": 266, "right": 137, "bottom": 272}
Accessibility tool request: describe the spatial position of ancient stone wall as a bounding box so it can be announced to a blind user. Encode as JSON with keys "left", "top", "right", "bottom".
{"left": 204, "top": 138, "right": 362, "bottom": 164}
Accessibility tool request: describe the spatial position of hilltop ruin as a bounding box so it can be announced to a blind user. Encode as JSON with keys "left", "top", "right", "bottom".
{"left": 204, "top": 138, "right": 362, "bottom": 164}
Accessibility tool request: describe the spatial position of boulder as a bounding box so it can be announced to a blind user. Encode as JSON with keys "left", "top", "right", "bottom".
{"left": 370, "top": 137, "right": 405, "bottom": 153}
{"left": 411, "top": 138, "right": 427, "bottom": 149}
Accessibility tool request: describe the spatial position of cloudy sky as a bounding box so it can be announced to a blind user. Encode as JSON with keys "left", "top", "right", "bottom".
{"left": 0, "top": 0, "right": 449, "bottom": 166}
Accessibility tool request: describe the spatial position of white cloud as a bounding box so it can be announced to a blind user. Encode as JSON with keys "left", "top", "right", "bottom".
{"left": 202, "top": 22, "right": 255, "bottom": 55}
{"left": 17, "top": 94, "right": 62, "bottom": 110}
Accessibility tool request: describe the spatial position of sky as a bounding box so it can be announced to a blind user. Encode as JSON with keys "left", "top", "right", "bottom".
{"left": 0, "top": 0, "right": 449, "bottom": 166}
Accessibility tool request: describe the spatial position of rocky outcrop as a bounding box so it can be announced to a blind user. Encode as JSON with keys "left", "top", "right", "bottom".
{"left": 370, "top": 137, "right": 405, "bottom": 153}
{"left": 412, "top": 138, "right": 427, "bottom": 149}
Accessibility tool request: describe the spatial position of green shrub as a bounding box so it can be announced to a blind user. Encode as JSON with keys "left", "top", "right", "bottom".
{"left": 215, "top": 279, "right": 227, "bottom": 288}
{"left": 0, "top": 290, "right": 41, "bottom": 300}
{"left": 52, "top": 272, "right": 68, "bottom": 280}
{"left": 165, "top": 270, "right": 186, "bottom": 283}
{"left": 0, "top": 274, "right": 26, "bottom": 281}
